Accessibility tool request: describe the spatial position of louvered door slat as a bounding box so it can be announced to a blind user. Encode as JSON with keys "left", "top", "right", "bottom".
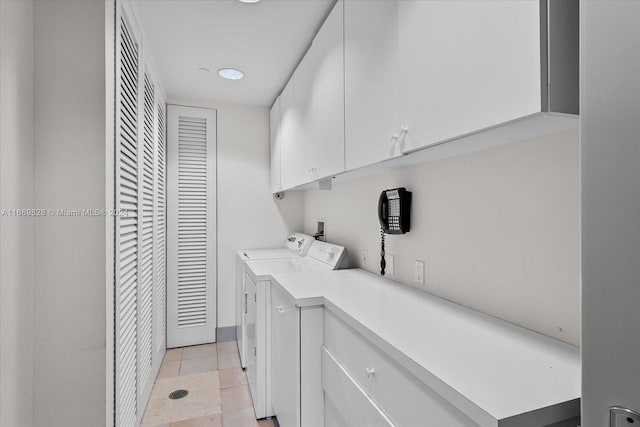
{"left": 167, "top": 105, "right": 217, "bottom": 348}
{"left": 116, "top": 13, "right": 139, "bottom": 427}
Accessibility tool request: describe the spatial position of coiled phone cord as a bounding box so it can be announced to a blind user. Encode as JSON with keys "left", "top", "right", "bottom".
{"left": 380, "top": 227, "right": 386, "bottom": 276}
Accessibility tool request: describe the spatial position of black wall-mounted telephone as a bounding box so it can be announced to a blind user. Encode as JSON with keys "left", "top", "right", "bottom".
{"left": 378, "top": 187, "right": 412, "bottom": 234}
{"left": 378, "top": 188, "right": 412, "bottom": 276}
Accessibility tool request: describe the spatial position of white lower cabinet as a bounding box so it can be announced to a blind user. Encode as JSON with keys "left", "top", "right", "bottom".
{"left": 235, "top": 256, "right": 247, "bottom": 368}
{"left": 245, "top": 275, "right": 258, "bottom": 408}
{"left": 270, "top": 298, "right": 480, "bottom": 427}
{"left": 270, "top": 284, "right": 323, "bottom": 427}
{"left": 323, "top": 309, "right": 479, "bottom": 427}
{"left": 269, "top": 270, "right": 579, "bottom": 427}
{"left": 322, "top": 347, "right": 395, "bottom": 427}
{"left": 272, "top": 300, "right": 577, "bottom": 427}
{"left": 324, "top": 395, "right": 349, "bottom": 427}
{"left": 244, "top": 272, "right": 273, "bottom": 419}
{"left": 271, "top": 284, "right": 301, "bottom": 427}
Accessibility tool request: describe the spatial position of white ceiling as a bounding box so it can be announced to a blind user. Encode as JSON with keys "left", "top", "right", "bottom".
{"left": 134, "top": 0, "right": 335, "bottom": 107}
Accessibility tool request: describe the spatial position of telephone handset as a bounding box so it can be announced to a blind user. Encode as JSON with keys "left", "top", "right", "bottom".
{"left": 378, "top": 188, "right": 411, "bottom": 276}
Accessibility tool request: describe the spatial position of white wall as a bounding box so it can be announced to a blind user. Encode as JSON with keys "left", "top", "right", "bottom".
{"left": 581, "top": 2, "right": 640, "bottom": 425}
{"left": 168, "top": 98, "right": 305, "bottom": 329}
{"left": 33, "top": 2, "right": 107, "bottom": 425}
{"left": 304, "top": 129, "right": 580, "bottom": 345}
{"left": 0, "top": 1, "right": 35, "bottom": 426}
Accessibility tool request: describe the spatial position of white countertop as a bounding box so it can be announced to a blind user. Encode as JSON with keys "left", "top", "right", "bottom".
{"left": 270, "top": 269, "right": 580, "bottom": 426}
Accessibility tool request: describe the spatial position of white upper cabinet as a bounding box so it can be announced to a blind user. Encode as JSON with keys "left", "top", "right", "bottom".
{"left": 300, "top": 0, "right": 344, "bottom": 181}
{"left": 280, "top": 74, "right": 309, "bottom": 189}
{"left": 280, "top": 0, "right": 344, "bottom": 190}
{"left": 344, "top": 0, "right": 402, "bottom": 171}
{"left": 272, "top": 0, "right": 576, "bottom": 191}
{"left": 270, "top": 96, "right": 282, "bottom": 193}
{"left": 397, "top": 0, "right": 541, "bottom": 152}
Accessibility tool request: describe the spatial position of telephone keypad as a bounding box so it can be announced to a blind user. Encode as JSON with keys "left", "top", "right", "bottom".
{"left": 389, "top": 216, "right": 400, "bottom": 231}
{"left": 388, "top": 198, "right": 401, "bottom": 231}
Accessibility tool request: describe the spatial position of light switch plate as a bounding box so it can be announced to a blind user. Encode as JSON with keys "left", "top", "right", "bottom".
{"left": 610, "top": 406, "right": 640, "bottom": 427}
{"left": 415, "top": 260, "right": 425, "bottom": 285}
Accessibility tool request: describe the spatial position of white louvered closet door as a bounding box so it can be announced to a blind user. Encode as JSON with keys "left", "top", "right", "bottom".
{"left": 167, "top": 105, "right": 217, "bottom": 348}
{"left": 153, "top": 101, "right": 167, "bottom": 357}
{"left": 138, "top": 69, "right": 156, "bottom": 409}
{"left": 116, "top": 11, "right": 140, "bottom": 427}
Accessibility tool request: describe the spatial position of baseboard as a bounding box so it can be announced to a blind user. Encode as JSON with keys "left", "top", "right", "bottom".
{"left": 216, "top": 326, "right": 236, "bottom": 342}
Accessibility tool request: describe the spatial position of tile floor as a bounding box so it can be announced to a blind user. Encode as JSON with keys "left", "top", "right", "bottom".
{"left": 141, "top": 342, "right": 277, "bottom": 427}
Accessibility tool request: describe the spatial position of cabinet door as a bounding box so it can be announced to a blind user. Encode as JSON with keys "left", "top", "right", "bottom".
{"left": 294, "top": 0, "right": 344, "bottom": 181}
{"left": 280, "top": 76, "right": 309, "bottom": 189}
{"left": 235, "top": 258, "right": 247, "bottom": 368}
{"left": 344, "top": 0, "right": 402, "bottom": 170}
{"left": 282, "top": 1, "right": 344, "bottom": 189}
{"left": 271, "top": 285, "right": 300, "bottom": 427}
{"left": 269, "top": 97, "right": 282, "bottom": 193}
{"left": 245, "top": 276, "right": 258, "bottom": 405}
{"left": 398, "top": 0, "right": 541, "bottom": 151}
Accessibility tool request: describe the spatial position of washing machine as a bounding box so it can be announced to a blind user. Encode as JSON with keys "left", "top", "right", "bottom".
{"left": 236, "top": 232, "right": 314, "bottom": 368}
{"left": 244, "top": 240, "right": 348, "bottom": 419}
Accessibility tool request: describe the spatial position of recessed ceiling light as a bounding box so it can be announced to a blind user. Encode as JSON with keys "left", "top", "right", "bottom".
{"left": 237, "top": 0, "right": 261, "bottom": 3}
{"left": 218, "top": 68, "right": 245, "bottom": 80}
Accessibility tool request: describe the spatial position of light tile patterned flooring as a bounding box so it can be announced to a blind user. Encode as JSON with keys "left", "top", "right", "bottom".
{"left": 141, "top": 342, "right": 277, "bottom": 427}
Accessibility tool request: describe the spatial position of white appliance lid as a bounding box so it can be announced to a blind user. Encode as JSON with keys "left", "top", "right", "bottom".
{"left": 237, "top": 248, "right": 299, "bottom": 261}
{"left": 246, "top": 256, "right": 340, "bottom": 282}
{"left": 284, "top": 232, "right": 314, "bottom": 256}
{"left": 247, "top": 258, "right": 318, "bottom": 279}
{"left": 306, "top": 241, "right": 347, "bottom": 270}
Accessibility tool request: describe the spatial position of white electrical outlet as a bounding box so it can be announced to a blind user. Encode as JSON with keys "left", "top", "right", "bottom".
{"left": 361, "top": 250, "right": 368, "bottom": 267}
{"left": 385, "top": 254, "right": 394, "bottom": 276}
{"left": 415, "top": 260, "right": 425, "bottom": 285}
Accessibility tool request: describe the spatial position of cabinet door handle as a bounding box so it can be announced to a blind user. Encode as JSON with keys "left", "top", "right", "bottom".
{"left": 391, "top": 126, "right": 409, "bottom": 144}
{"left": 275, "top": 305, "right": 284, "bottom": 314}
{"left": 244, "top": 291, "right": 248, "bottom": 314}
{"left": 365, "top": 367, "right": 376, "bottom": 377}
